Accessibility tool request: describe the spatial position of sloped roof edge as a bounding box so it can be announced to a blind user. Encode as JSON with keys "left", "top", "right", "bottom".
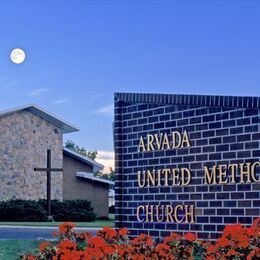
{"left": 0, "top": 104, "right": 79, "bottom": 134}
{"left": 76, "top": 172, "right": 114, "bottom": 185}
{"left": 63, "top": 147, "right": 104, "bottom": 172}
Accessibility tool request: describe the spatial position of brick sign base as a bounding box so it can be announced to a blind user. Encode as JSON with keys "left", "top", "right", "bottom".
{"left": 114, "top": 93, "right": 260, "bottom": 239}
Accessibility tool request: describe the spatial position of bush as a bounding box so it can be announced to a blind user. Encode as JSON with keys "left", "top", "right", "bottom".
{"left": 96, "top": 216, "right": 110, "bottom": 220}
{"left": 0, "top": 199, "right": 96, "bottom": 222}
{"left": 0, "top": 200, "right": 47, "bottom": 221}
{"left": 41, "top": 200, "right": 96, "bottom": 222}
{"left": 22, "top": 218, "right": 260, "bottom": 260}
{"left": 109, "top": 205, "right": 115, "bottom": 214}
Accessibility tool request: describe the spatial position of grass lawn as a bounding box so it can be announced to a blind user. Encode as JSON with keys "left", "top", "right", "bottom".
{"left": 0, "top": 215, "right": 114, "bottom": 259}
{"left": 0, "top": 214, "right": 115, "bottom": 228}
{"left": 0, "top": 239, "right": 39, "bottom": 260}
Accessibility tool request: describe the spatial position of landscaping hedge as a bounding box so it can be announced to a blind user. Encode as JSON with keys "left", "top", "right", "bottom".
{"left": 0, "top": 199, "right": 96, "bottom": 222}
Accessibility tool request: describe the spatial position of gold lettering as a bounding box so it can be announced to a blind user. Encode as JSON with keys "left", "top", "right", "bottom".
{"left": 182, "top": 130, "right": 191, "bottom": 147}
{"left": 240, "top": 163, "right": 251, "bottom": 183}
{"left": 157, "top": 169, "right": 162, "bottom": 187}
{"left": 219, "top": 164, "right": 228, "bottom": 184}
{"left": 155, "top": 205, "right": 164, "bottom": 222}
{"left": 138, "top": 136, "right": 146, "bottom": 152}
{"left": 161, "top": 133, "right": 170, "bottom": 150}
{"left": 147, "top": 170, "right": 156, "bottom": 187}
{"left": 251, "top": 162, "right": 260, "bottom": 182}
{"left": 145, "top": 205, "right": 154, "bottom": 222}
{"left": 165, "top": 205, "right": 174, "bottom": 222}
{"left": 181, "top": 168, "right": 191, "bottom": 186}
{"left": 204, "top": 166, "right": 217, "bottom": 184}
{"left": 138, "top": 131, "right": 192, "bottom": 152}
{"left": 174, "top": 205, "right": 184, "bottom": 223}
{"left": 184, "top": 205, "right": 195, "bottom": 223}
{"left": 172, "top": 168, "right": 180, "bottom": 185}
{"left": 154, "top": 133, "right": 163, "bottom": 150}
{"left": 137, "top": 171, "right": 146, "bottom": 188}
{"left": 137, "top": 206, "right": 145, "bottom": 223}
{"left": 162, "top": 168, "right": 171, "bottom": 186}
{"left": 172, "top": 131, "right": 182, "bottom": 148}
{"left": 137, "top": 204, "right": 196, "bottom": 223}
{"left": 147, "top": 134, "right": 155, "bottom": 151}
{"left": 229, "top": 164, "right": 238, "bottom": 183}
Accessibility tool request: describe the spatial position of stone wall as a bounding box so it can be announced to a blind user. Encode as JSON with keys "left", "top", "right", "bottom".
{"left": 0, "top": 110, "right": 63, "bottom": 200}
{"left": 114, "top": 93, "right": 260, "bottom": 239}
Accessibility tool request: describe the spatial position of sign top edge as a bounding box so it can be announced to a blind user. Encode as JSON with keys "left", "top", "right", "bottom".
{"left": 114, "top": 92, "right": 260, "bottom": 109}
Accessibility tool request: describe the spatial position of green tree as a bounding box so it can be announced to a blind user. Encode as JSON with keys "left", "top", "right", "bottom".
{"left": 94, "top": 167, "right": 115, "bottom": 182}
{"left": 108, "top": 167, "right": 115, "bottom": 181}
{"left": 65, "top": 140, "right": 97, "bottom": 160}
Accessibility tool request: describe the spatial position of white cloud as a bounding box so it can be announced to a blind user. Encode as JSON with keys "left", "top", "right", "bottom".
{"left": 0, "top": 78, "right": 17, "bottom": 90}
{"left": 0, "top": 78, "right": 7, "bottom": 82}
{"left": 4, "top": 80, "right": 17, "bottom": 89}
{"left": 89, "top": 94, "right": 103, "bottom": 102}
{"left": 96, "top": 150, "right": 114, "bottom": 173}
{"left": 27, "top": 88, "right": 49, "bottom": 97}
{"left": 53, "top": 98, "right": 71, "bottom": 105}
{"left": 93, "top": 104, "right": 113, "bottom": 116}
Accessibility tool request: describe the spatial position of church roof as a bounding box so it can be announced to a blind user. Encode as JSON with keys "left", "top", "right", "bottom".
{"left": 63, "top": 147, "right": 104, "bottom": 172}
{"left": 76, "top": 172, "right": 114, "bottom": 185}
{"left": 0, "top": 104, "right": 79, "bottom": 134}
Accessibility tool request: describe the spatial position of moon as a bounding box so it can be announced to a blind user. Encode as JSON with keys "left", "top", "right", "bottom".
{"left": 10, "top": 48, "right": 26, "bottom": 64}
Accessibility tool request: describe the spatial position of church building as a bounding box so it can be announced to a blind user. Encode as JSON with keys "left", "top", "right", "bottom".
{"left": 0, "top": 104, "right": 111, "bottom": 217}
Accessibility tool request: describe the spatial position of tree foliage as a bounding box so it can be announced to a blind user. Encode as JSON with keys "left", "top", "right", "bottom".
{"left": 65, "top": 140, "right": 115, "bottom": 182}
{"left": 95, "top": 167, "right": 115, "bottom": 182}
{"left": 65, "top": 140, "right": 97, "bottom": 160}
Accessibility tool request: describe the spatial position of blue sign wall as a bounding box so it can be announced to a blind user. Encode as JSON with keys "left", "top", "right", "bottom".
{"left": 114, "top": 93, "right": 260, "bottom": 239}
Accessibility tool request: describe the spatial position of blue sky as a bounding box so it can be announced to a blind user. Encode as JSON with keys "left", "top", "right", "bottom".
{"left": 0, "top": 1, "right": 259, "bottom": 160}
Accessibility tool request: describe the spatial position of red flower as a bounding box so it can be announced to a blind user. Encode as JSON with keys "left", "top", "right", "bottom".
{"left": 184, "top": 232, "right": 197, "bottom": 242}
{"left": 164, "top": 232, "right": 182, "bottom": 243}
{"left": 252, "top": 217, "right": 260, "bottom": 228}
{"left": 76, "top": 231, "right": 91, "bottom": 241}
{"left": 102, "top": 226, "right": 117, "bottom": 238}
{"left": 118, "top": 227, "right": 128, "bottom": 236}
{"left": 226, "top": 249, "right": 238, "bottom": 256}
{"left": 207, "top": 245, "right": 216, "bottom": 254}
{"left": 22, "top": 219, "right": 260, "bottom": 260}
{"left": 58, "top": 240, "right": 77, "bottom": 251}
{"left": 59, "top": 222, "right": 75, "bottom": 234}
{"left": 247, "top": 248, "right": 260, "bottom": 260}
{"left": 155, "top": 243, "right": 170, "bottom": 257}
{"left": 103, "top": 245, "right": 115, "bottom": 255}
{"left": 88, "top": 237, "right": 106, "bottom": 248}
{"left": 39, "top": 241, "right": 50, "bottom": 251}
{"left": 217, "top": 237, "right": 231, "bottom": 247}
{"left": 223, "top": 224, "right": 244, "bottom": 240}
{"left": 237, "top": 235, "right": 250, "bottom": 248}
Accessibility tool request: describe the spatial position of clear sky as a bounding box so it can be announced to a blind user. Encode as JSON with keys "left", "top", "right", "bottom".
{"left": 0, "top": 1, "right": 259, "bottom": 169}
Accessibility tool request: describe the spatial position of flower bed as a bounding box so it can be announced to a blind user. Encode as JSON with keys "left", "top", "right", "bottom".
{"left": 23, "top": 218, "right": 259, "bottom": 259}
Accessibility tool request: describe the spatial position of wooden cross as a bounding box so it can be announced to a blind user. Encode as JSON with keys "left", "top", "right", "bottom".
{"left": 34, "top": 149, "right": 63, "bottom": 220}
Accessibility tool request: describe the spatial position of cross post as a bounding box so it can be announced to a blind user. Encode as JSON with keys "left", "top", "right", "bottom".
{"left": 34, "top": 149, "right": 63, "bottom": 220}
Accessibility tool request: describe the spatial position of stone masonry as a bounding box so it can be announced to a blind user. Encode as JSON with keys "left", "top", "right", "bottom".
{"left": 0, "top": 110, "right": 63, "bottom": 200}
{"left": 114, "top": 93, "right": 260, "bottom": 239}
